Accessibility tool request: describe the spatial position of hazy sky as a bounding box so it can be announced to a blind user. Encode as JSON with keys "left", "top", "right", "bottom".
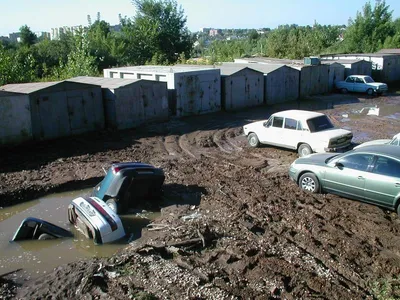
{"left": 2, "top": 0, "right": 400, "bottom": 36}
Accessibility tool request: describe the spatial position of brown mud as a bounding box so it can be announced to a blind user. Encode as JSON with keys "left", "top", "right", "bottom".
{"left": 1, "top": 93, "right": 400, "bottom": 299}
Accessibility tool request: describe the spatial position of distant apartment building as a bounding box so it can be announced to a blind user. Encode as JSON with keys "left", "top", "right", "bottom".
{"left": 209, "top": 29, "right": 222, "bottom": 37}
{"left": 199, "top": 27, "right": 211, "bottom": 34}
{"left": 50, "top": 25, "right": 86, "bottom": 40}
{"left": 34, "top": 31, "right": 50, "bottom": 39}
{"left": 9, "top": 32, "right": 21, "bottom": 43}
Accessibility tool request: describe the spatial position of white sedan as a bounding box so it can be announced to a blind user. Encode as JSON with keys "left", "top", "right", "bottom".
{"left": 335, "top": 75, "right": 388, "bottom": 95}
{"left": 243, "top": 110, "right": 353, "bottom": 157}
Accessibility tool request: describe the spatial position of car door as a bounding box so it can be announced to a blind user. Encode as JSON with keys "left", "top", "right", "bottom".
{"left": 259, "top": 116, "right": 284, "bottom": 146}
{"left": 364, "top": 156, "right": 400, "bottom": 208}
{"left": 280, "top": 117, "right": 301, "bottom": 149}
{"left": 322, "top": 153, "right": 374, "bottom": 200}
{"left": 345, "top": 76, "right": 355, "bottom": 91}
{"left": 354, "top": 77, "right": 366, "bottom": 92}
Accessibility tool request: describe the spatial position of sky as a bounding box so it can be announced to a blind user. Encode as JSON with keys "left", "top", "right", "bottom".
{"left": 1, "top": 0, "right": 400, "bottom": 36}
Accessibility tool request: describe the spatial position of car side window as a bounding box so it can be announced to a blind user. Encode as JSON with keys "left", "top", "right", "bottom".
{"left": 346, "top": 77, "right": 354, "bottom": 83}
{"left": 390, "top": 137, "right": 399, "bottom": 146}
{"left": 284, "top": 118, "right": 297, "bottom": 130}
{"left": 373, "top": 156, "right": 400, "bottom": 177}
{"left": 297, "top": 121, "right": 304, "bottom": 131}
{"left": 338, "top": 154, "right": 373, "bottom": 171}
{"left": 272, "top": 117, "right": 284, "bottom": 128}
{"left": 355, "top": 77, "right": 364, "bottom": 84}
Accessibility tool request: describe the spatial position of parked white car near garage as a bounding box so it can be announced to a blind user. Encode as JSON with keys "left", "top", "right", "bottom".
{"left": 243, "top": 110, "right": 353, "bottom": 157}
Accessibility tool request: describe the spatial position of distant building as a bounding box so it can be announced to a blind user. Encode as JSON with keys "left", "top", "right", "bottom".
{"left": 50, "top": 25, "right": 86, "bottom": 40}
{"left": 199, "top": 27, "right": 211, "bottom": 34}
{"left": 110, "top": 24, "right": 121, "bottom": 32}
{"left": 34, "top": 31, "right": 50, "bottom": 39}
{"left": 209, "top": 29, "right": 222, "bottom": 37}
{"left": 9, "top": 32, "right": 21, "bottom": 43}
{"left": 0, "top": 36, "right": 9, "bottom": 42}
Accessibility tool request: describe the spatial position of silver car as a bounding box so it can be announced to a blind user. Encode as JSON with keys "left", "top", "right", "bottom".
{"left": 289, "top": 145, "right": 400, "bottom": 215}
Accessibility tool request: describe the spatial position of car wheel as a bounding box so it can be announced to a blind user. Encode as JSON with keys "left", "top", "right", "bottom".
{"left": 248, "top": 133, "right": 260, "bottom": 147}
{"left": 298, "top": 144, "right": 312, "bottom": 157}
{"left": 367, "top": 88, "right": 374, "bottom": 96}
{"left": 106, "top": 198, "right": 119, "bottom": 214}
{"left": 341, "top": 88, "right": 348, "bottom": 94}
{"left": 38, "top": 233, "right": 55, "bottom": 240}
{"left": 299, "top": 173, "right": 320, "bottom": 193}
{"left": 397, "top": 203, "right": 400, "bottom": 217}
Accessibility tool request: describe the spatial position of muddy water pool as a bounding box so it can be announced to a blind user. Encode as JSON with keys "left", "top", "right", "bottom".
{"left": 0, "top": 189, "right": 159, "bottom": 281}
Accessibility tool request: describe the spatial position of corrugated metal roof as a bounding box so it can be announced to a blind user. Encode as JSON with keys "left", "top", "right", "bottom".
{"left": 222, "top": 62, "right": 290, "bottom": 74}
{"left": 234, "top": 57, "right": 304, "bottom": 65}
{"left": 68, "top": 76, "right": 143, "bottom": 89}
{"left": 0, "top": 81, "right": 61, "bottom": 94}
{"left": 104, "top": 65, "right": 217, "bottom": 74}
{"left": 320, "top": 53, "right": 397, "bottom": 58}
{"left": 377, "top": 48, "right": 400, "bottom": 54}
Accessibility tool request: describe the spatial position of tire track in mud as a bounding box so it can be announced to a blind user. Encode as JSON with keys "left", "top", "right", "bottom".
{"left": 224, "top": 128, "right": 243, "bottom": 151}
{"left": 163, "top": 135, "right": 183, "bottom": 157}
{"left": 178, "top": 134, "right": 198, "bottom": 159}
{"left": 212, "top": 129, "right": 236, "bottom": 154}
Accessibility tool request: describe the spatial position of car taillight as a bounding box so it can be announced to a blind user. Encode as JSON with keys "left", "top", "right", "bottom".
{"left": 112, "top": 166, "right": 121, "bottom": 174}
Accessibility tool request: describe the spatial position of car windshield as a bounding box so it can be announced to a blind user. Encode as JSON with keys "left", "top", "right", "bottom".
{"left": 364, "top": 76, "right": 374, "bottom": 83}
{"left": 306, "top": 115, "right": 334, "bottom": 133}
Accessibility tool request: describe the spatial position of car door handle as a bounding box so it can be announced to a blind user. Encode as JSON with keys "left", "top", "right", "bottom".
{"left": 358, "top": 176, "right": 364, "bottom": 180}
{"left": 395, "top": 183, "right": 400, "bottom": 187}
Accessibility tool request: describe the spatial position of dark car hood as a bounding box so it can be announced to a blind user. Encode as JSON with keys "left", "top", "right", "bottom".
{"left": 294, "top": 153, "right": 338, "bottom": 166}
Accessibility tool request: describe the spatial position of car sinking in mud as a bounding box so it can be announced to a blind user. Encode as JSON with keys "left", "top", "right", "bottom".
{"left": 12, "top": 217, "right": 73, "bottom": 241}
{"left": 91, "top": 162, "right": 165, "bottom": 214}
{"left": 243, "top": 110, "right": 353, "bottom": 157}
{"left": 68, "top": 196, "right": 125, "bottom": 244}
{"left": 289, "top": 144, "right": 400, "bottom": 215}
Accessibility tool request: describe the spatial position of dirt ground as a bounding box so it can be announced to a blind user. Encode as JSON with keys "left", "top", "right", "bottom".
{"left": 1, "top": 92, "right": 400, "bottom": 299}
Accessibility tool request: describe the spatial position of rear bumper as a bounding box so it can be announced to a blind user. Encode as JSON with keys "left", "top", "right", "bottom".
{"left": 324, "top": 143, "right": 353, "bottom": 153}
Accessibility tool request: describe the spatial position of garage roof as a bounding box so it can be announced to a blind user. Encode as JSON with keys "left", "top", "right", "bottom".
{"left": 68, "top": 76, "right": 143, "bottom": 89}
{"left": 0, "top": 81, "right": 61, "bottom": 94}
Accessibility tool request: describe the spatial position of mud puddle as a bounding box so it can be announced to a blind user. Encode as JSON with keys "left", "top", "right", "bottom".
{"left": 0, "top": 189, "right": 159, "bottom": 282}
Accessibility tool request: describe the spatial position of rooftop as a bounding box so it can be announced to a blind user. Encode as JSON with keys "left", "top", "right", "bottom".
{"left": 0, "top": 81, "right": 61, "bottom": 94}
{"left": 377, "top": 48, "right": 400, "bottom": 54}
{"left": 272, "top": 110, "right": 324, "bottom": 119}
{"left": 68, "top": 76, "right": 142, "bottom": 89}
{"left": 354, "top": 144, "right": 400, "bottom": 158}
{"left": 321, "top": 59, "right": 371, "bottom": 65}
{"left": 104, "top": 65, "right": 218, "bottom": 74}
{"left": 222, "top": 62, "right": 292, "bottom": 74}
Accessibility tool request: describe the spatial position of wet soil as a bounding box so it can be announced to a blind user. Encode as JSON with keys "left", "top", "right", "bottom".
{"left": 1, "top": 93, "right": 400, "bottom": 299}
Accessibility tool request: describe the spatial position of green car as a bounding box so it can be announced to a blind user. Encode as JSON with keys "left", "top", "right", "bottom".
{"left": 289, "top": 145, "right": 400, "bottom": 215}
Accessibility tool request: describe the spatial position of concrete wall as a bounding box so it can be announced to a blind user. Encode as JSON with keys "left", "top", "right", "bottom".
{"left": 327, "top": 63, "right": 345, "bottom": 91}
{"left": 174, "top": 70, "right": 221, "bottom": 117}
{"left": 0, "top": 93, "right": 32, "bottom": 146}
{"left": 221, "top": 68, "right": 263, "bottom": 111}
{"left": 299, "top": 65, "right": 329, "bottom": 98}
{"left": 29, "top": 83, "right": 104, "bottom": 140}
{"left": 380, "top": 56, "right": 400, "bottom": 82}
{"left": 265, "top": 66, "right": 300, "bottom": 105}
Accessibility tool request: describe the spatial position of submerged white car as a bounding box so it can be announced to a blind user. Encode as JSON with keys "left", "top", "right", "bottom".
{"left": 243, "top": 110, "right": 353, "bottom": 157}
{"left": 354, "top": 133, "right": 400, "bottom": 149}
{"left": 68, "top": 196, "right": 125, "bottom": 244}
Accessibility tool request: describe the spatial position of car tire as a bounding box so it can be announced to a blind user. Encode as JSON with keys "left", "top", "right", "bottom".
{"left": 299, "top": 173, "right": 320, "bottom": 194}
{"left": 298, "top": 144, "right": 312, "bottom": 157}
{"left": 106, "top": 198, "right": 119, "bottom": 214}
{"left": 248, "top": 133, "right": 260, "bottom": 147}
{"left": 367, "top": 88, "right": 374, "bottom": 96}
{"left": 341, "top": 88, "right": 348, "bottom": 94}
{"left": 397, "top": 203, "right": 400, "bottom": 217}
{"left": 38, "top": 233, "right": 55, "bottom": 240}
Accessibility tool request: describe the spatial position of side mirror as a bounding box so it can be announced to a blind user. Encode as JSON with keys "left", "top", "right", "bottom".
{"left": 335, "top": 162, "right": 344, "bottom": 168}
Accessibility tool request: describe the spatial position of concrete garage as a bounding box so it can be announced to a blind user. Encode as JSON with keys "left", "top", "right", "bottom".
{"left": 103, "top": 65, "right": 221, "bottom": 117}
{"left": 0, "top": 81, "right": 104, "bottom": 141}
{"left": 225, "top": 63, "right": 300, "bottom": 105}
{"left": 218, "top": 65, "right": 264, "bottom": 111}
{"left": 321, "top": 62, "right": 345, "bottom": 91}
{"left": 0, "top": 91, "right": 33, "bottom": 146}
{"left": 325, "top": 59, "right": 372, "bottom": 78}
{"left": 69, "top": 77, "right": 169, "bottom": 130}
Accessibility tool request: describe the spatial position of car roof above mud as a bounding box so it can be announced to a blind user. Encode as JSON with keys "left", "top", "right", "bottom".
{"left": 272, "top": 110, "right": 324, "bottom": 120}
{"left": 354, "top": 144, "right": 400, "bottom": 158}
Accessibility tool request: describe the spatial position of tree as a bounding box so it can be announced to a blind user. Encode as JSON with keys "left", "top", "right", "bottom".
{"left": 0, "top": 45, "right": 36, "bottom": 85}
{"left": 343, "top": 0, "right": 394, "bottom": 52}
{"left": 122, "top": 0, "right": 193, "bottom": 65}
{"left": 19, "top": 25, "right": 37, "bottom": 47}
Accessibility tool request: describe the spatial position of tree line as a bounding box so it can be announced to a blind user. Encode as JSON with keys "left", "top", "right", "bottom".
{"left": 1, "top": 0, "right": 399, "bottom": 86}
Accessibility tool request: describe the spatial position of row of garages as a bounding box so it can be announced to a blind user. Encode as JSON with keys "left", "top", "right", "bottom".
{"left": 0, "top": 57, "right": 379, "bottom": 147}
